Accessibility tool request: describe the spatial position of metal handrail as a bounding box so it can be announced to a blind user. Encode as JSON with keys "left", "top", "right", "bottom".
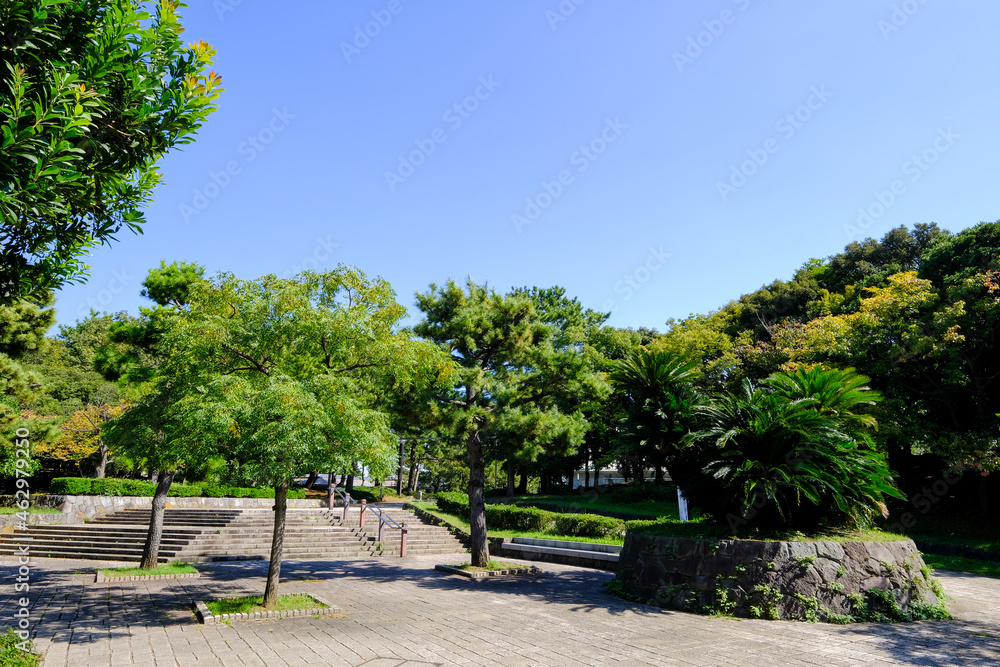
{"left": 329, "top": 487, "right": 408, "bottom": 556}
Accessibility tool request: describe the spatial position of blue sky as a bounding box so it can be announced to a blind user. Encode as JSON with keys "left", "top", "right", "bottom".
{"left": 53, "top": 0, "right": 1000, "bottom": 332}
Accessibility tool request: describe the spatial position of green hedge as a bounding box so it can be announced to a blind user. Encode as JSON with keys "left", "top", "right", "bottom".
{"left": 432, "top": 492, "right": 626, "bottom": 539}
{"left": 48, "top": 478, "right": 304, "bottom": 499}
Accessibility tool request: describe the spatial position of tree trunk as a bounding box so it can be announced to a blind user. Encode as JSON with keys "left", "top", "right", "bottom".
{"left": 304, "top": 471, "right": 319, "bottom": 490}
{"left": 539, "top": 473, "right": 549, "bottom": 494}
{"left": 654, "top": 464, "right": 664, "bottom": 484}
{"left": 407, "top": 454, "right": 422, "bottom": 494}
{"left": 584, "top": 460, "right": 590, "bottom": 490}
{"left": 346, "top": 473, "right": 354, "bottom": 493}
{"left": 263, "top": 479, "right": 290, "bottom": 609}
{"left": 516, "top": 467, "right": 528, "bottom": 494}
{"left": 467, "top": 430, "right": 490, "bottom": 567}
{"left": 406, "top": 440, "right": 418, "bottom": 492}
{"left": 506, "top": 462, "right": 515, "bottom": 497}
{"left": 95, "top": 441, "right": 108, "bottom": 479}
{"left": 140, "top": 469, "right": 176, "bottom": 569}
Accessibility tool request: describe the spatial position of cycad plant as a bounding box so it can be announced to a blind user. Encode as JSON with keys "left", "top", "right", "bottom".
{"left": 685, "top": 370, "right": 903, "bottom": 532}
{"left": 609, "top": 348, "right": 703, "bottom": 481}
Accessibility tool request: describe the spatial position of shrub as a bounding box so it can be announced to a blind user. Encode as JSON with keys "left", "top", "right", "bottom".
{"left": 49, "top": 477, "right": 92, "bottom": 494}
{"left": 202, "top": 484, "right": 231, "bottom": 498}
{"left": 610, "top": 483, "right": 677, "bottom": 504}
{"left": 91, "top": 478, "right": 157, "bottom": 496}
{"left": 0, "top": 628, "right": 39, "bottom": 667}
{"left": 167, "top": 483, "right": 203, "bottom": 497}
{"left": 287, "top": 488, "right": 305, "bottom": 499}
{"left": 553, "top": 513, "right": 626, "bottom": 539}
{"left": 435, "top": 492, "right": 470, "bottom": 516}
{"left": 485, "top": 505, "right": 553, "bottom": 532}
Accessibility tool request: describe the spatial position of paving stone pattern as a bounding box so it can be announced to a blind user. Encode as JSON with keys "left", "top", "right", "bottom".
{"left": 1, "top": 554, "right": 998, "bottom": 666}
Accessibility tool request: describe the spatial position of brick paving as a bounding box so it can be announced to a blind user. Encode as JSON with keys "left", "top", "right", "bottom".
{"left": 1, "top": 554, "right": 998, "bottom": 666}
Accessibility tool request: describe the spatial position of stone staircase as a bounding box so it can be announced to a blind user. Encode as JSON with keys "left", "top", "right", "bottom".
{"left": 0, "top": 506, "right": 464, "bottom": 563}
{"left": 327, "top": 505, "right": 466, "bottom": 557}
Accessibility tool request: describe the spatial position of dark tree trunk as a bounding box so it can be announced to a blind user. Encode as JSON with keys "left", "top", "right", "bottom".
{"left": 654, "top": 464, "right": 664, "bottom": 484}
{"left": 516, "top": 467, "right": 528, "bottom": 494}
{"left": 95, "top": 442, "right": 108, "bottom": 479}
{"left": 539, "top": 473, "right": 549, "bottom": 494}
{"left": 304, "top": 471, "right": 319, "bottom": 490}
{"left": 406, "top": 440, "right": 418, "bottom": 491}
{"left": 140, "top": 469, "right": 176, "bottom": 569}
{"left": 263, "top": 479, "right": 290, "bottom": 609}
{"left": 506, "top": 463, "right": 515, "bottom": 497}
{"left": 346, "top": 474, "right": 354, "bottom": 493}
{"left": 434, "top": 474, "right": 441, "bottom": 493}
{"left": 584, "top": 460, "right": 590, "bottom": 489}
{"left": 467, "top": 430, "right": 490, "bottom": 567}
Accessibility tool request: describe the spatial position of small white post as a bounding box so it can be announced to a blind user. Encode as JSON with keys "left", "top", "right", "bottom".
{"left": 677, "top": 487, "right": 690, "bottom": 522}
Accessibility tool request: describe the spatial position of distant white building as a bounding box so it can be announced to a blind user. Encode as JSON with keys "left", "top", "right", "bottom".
{"left": 570, "top": 468, "right": 657, "bottom": 489}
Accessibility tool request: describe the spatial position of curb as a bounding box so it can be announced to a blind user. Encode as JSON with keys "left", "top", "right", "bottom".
{"left": 196, "top": 594, "right": 342, "bottom": 624}
{"left": 434, "top": 563, "right": 541, "bottom": 579}
{"left": 95, "top": 571, "right": 200, "bottom": 583}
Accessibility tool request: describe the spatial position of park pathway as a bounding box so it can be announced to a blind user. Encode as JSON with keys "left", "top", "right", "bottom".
{"left": 1, "top": 554, "right": 998, "bottom": 666}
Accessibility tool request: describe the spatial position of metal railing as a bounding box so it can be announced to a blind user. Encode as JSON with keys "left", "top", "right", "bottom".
{"left": 330, "top": 487, "right": 408, "bottom": 556}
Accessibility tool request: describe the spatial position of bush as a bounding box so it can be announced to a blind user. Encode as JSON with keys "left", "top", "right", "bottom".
{"left": 287, "top": 488, "right": 305, "bottom": 499}
{"left": 435, "top": 492, "right": 470, "bottom": 516}
{"left": 553, "top": 513, "right": 626, "bottom": 539}
{"left": 49, "top": 477, "right": 92, "bottom": 494}
{"left": 0, "top": 628, "right": 39, "bottom": 666}
{"left": 248, "top": 487, "right": 273, "bottom": 498}
{"left": 91, "top": 478, "right": 157, "bottom": 496}
{"left": 609, "top": 483, "right": 677, "bottom": 504}
{"left": 167, "top": 483, "right": 203, "bottom": 497}
{"left": 486, "top": 505, "right": 554, "bottom": 532}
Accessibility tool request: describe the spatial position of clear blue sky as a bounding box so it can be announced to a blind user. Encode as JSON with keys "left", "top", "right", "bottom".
{"left": 53, "top": 0, "right": 1000, "bottom": 332}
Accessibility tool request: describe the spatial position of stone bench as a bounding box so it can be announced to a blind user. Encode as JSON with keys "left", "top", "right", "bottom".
{"left": 499, "top": 537, "right": 620, "bottom": 570}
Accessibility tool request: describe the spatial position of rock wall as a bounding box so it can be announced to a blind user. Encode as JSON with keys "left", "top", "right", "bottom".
{"left": 617, "top": 532, "right": 945, "bottom": 622}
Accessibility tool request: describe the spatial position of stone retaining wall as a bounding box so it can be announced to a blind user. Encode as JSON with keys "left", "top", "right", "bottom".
{"left": 617, "top": 532, "right": 946, "bottom": 622}
{"left": 0, "top": 495, "right": 325, "bottom": 523}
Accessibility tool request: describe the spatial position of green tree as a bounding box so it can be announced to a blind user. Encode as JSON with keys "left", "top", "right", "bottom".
{"left": 414, "top": 279, "right": 608, "bottom": 566}
{"left": 154, "top": 267, "right": 446, "bottom": 605}
{"left": 0, "top": 0, "right": 222, "bottom": 301}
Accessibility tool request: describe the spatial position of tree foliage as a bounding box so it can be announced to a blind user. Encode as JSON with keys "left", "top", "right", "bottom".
{"left": 0, "top": 0, "right": 222, "bottom": 300}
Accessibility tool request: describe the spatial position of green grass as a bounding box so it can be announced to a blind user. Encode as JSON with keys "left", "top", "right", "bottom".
{"left": 523, "top": 493, "right": 683, "bottom": 519}
{"left": 454, "top": 560, "right": 533, "bottom": 572}
{"left": 884, "top": 516, "right": 1000, "bottom": 553}
{"left": 922, "top": 554, "right": 1000, "bottom": 578}
{"left": 628, "top": 517, "right": 911, "bottom": 543}
{"left": 0, "top": 507, "right": 61, "bottom": 515}
{"left": 101, "top": 563, "right": 198, "bottom": 577}
{"left": 411, "top": 502, "right": 625, "bottom": 545}
{"left": 0, "top": 628, "right": 40, "bottom": 667}
{"left": 207, "top": 594, "right": 326, "bottom": 616}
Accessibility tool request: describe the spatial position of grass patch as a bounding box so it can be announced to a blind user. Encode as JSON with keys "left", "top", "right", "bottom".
{"left": 411, "top": 502, "right": 624, "bottom": 545}
{"left": 101, "top": 562, "right": 198, "bottom": 577}
{"left": 627, "top": 517, "right": 912, "bottom": 544}
{"left": 922, "top": 554, "right": 1000, "bottom": 578}
{"left": 454, "top": 560, "right": 533, "bottom": 573}
{"left": 519, "top": 494, "right": 683, "bottom": 519}
{"left": 207, "top": 594, "right": 327, "bottom": 616}
{"left": 0, "top": 628, "right": 40, "bottom": 667}
{"left": 885, "top": 516, "right": 1000, "bottom": 553}
{"left": 0, "top": 507, "right": 61, "bottom": 515}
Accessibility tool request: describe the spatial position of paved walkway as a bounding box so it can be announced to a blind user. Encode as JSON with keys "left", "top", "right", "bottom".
{"left": 2, "top": 555, "right": 998, "bottom": 666}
